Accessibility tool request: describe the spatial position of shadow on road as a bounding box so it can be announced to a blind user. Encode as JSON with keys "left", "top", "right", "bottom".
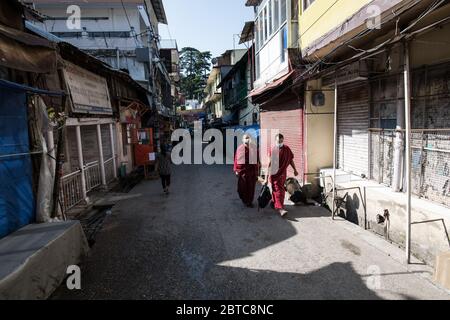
{"left": 50, "top": 164, "right": 384, "bottom": 300}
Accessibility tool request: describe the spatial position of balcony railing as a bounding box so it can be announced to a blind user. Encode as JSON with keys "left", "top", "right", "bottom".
{"left": 224, "top": 81, "right": 248, "bottom": 110}
{"left": 104, "top": 157, "right": 117, "bottom": 184}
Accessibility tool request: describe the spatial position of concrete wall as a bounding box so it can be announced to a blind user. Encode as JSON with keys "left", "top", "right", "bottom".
{"left": 35, "top": 6, "right": 142, "bottom": 49}
{"left": 304, "top": 79, "right": 334, "bottom": 194}
{"left": 327, "top": 176, "right": 450, "bottom": 267}
{"left": 298, "top": 0, "right": 372, "bottom": 52}
{"left": 33, "top": 3, "right": 157, "bottom": 83}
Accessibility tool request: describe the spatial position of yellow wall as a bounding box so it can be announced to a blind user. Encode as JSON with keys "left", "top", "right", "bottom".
{"left": 298, "top": 0, "right": 372, "bottom": 52}
{"left": 304, "top": 79, "right": 334, "bottom": 194}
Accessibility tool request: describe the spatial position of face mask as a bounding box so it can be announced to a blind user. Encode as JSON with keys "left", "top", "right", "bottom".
{"left": 277, "top": 143, "right": 284, "bottom": 148}
{"left": 243, "top": 139, "right": 250, "bottom": 145}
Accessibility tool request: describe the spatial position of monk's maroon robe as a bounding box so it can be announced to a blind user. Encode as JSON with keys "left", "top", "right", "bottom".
{"left": 269, "top": 145, "right": 294, "bottom": 210}
{"left": 234, "top": 144, "right": 258, "bottom": 206}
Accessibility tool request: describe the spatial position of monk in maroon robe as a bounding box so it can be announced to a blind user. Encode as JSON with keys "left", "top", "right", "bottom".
{"left": 234, "top": 134, "right": 259, "bottom": 207}
{"left": 265, "top": 134, "right": 299, "bottom": 217}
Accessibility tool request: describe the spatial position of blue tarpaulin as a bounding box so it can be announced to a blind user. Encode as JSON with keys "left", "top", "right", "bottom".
{"left": 0, "top": 85, "right": 35, "bottom": 238}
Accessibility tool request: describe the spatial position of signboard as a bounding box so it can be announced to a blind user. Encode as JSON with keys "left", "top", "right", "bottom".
{"left": 120, "top": 108, "right": 139, "bottom": 124}
{"left": 63, "top": 61, "right": 113, "bottom": 115}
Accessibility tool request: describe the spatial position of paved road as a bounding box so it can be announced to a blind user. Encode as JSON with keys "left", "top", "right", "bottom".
{"left": 52, "top": 164, "right": 450, "bottom": 300}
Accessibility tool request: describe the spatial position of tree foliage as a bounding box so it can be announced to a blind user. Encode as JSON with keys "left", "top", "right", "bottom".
{"left": 179, "top": 47, "right": 212, "bottom": 100}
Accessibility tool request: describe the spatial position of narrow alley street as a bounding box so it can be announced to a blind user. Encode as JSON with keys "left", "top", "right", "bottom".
{"left": 51, "top": 163, "right": 449, "bottom": 300}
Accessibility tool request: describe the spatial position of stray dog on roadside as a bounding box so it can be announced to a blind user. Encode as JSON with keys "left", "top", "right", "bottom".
{"left": 284, "top": 178, "right": 314, "bottom": 206}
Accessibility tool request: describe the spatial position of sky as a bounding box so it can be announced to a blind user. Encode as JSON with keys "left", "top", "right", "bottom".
{"left": 158, "top": 0, "right": 254, "bottom": 58}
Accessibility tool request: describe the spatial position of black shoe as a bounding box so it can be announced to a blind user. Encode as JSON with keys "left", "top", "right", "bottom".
{"left": 246, "top": 203, "right": 254, "bottom": 208}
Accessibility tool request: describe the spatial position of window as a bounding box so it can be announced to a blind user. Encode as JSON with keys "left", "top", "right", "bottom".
{"left": 303, "top": 0, "right": 315, "bottom": 11}
{"left": 256, "top": 54, "right": 260, "bottom": 79}
{"left": 281, "top": 25, "right": 288, "bottom": 63}
{"left": 263, "top": 6, "right": 268, "bottom": 42}
{"left": 273, "top": 0, "right": 280, "bottom": 31}
{"left": 258, "top": 17, "right": 263, "bottom": 50}
{"left": 268, "top": 1, "right": 273, "bottom": 36}
{"left": 255, "top": 18, "right": 260, "bottom": 51}
{"left": 280, "top": 0, "right": 287, "bottom": 24}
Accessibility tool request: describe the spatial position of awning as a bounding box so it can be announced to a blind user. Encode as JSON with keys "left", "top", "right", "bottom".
{"left": 245, "top": 0, "right": 262, "bottom": 6}
{"left": 151, "top": 0, "right": 168, "bottom": 24}
{"left": 248, "top": 70, "right": 294, "bottom": 100}
{"left": 0, "top": 23, "right": 57, "bottom": 73}
{"left": 239, "top": 21, "right": 254, "bottom": 44}
{"left": 0, "top": 79, "right": 64, "bottom": 96}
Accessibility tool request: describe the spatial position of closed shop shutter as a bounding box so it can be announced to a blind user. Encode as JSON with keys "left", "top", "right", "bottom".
{"left": 260, "top": 105, "right": 304, "bottom": 181}
{"left": 337, "top": 82, "right": 369, "bottom": 176}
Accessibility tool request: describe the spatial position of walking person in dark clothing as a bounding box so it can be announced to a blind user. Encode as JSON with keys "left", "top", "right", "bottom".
{"left": 234, "top": 134, "right": 260, "bottom": 207}
{"left": 156, "top": 145, "right": 172, "bottom": 194}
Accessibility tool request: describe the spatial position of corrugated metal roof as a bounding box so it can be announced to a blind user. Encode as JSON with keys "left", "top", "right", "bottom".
{"left": 25, "top": 21, "right": 63, "bottom": 43}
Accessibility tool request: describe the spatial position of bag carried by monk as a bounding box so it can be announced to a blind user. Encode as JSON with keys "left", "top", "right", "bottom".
{"left": 258, "top": 183, "right": 272, "bottom": 210}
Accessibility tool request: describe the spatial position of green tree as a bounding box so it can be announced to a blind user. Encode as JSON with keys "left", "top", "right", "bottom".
{"left": 179, "top": 47, "right": 212, "bottom": 100}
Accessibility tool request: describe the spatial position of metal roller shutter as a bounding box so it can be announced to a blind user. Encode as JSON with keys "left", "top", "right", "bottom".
{"left": 260, "top": 106, "right": 304, "bottom": 181}
{"left": 337, "top": 82, "right": 369, "bottom": 177}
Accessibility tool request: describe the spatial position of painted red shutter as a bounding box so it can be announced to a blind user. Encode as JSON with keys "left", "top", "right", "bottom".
{"left": 260, "top": 107, "right": 304, "bottom": 181}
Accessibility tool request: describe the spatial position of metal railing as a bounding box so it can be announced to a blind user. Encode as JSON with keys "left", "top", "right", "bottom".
{"left": 85, "top": 161, "right": 101, "bottom": 192}
{"left": 60, "top": 157, "right": 118, "bottom": 214}
{"left": 104, "top": 157, "right": 116, "bottom": 183}
{"left": 369, "top": 128, "right": 450, "bottom": 208}
{"left": 411, "top": 129, "right": 450, "bottom": 208}
{"left": 224, "top": 81, "right": 248, "bottom": 110}
{"left": 60, "top": 170, "right": 84, "bottom": 213}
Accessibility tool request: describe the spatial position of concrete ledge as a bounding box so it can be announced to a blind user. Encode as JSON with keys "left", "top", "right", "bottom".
{"left": 0, "top": 221, "right": 89, "bottom": 300}
{"left": 434, "top": 251, "right": 450, "bottom": 290}
{"left": 322, "top": 171, "right": 450, "bottom": 267}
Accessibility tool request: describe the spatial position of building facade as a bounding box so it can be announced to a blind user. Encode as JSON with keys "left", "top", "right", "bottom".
{"left": 296, "top": 0, "right": 450, "bottom": 266}
{"left": 246, "top": 0, "right": 303, "bottom": 180}
{"left": 218, "top": 49, "right": 259, "bottom": 127}
{"left": 204, "top": 49, "right": 246, "bottom": 127}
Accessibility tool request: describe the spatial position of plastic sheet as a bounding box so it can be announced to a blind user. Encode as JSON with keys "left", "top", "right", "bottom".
{"left": 0, "top": 88, "right": 35, "bottom": 238}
